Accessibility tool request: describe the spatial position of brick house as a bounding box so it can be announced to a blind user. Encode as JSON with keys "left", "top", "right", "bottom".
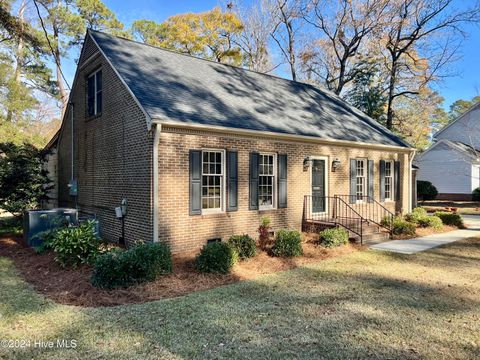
{"left": 53, "top": 30, "right": 415, "bottom": 253}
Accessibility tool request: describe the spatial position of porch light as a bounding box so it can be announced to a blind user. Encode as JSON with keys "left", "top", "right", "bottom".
{"left": 332, "top": 158, "right": 341, "bottom": 172}
{"left": 303, "top": 156, "right": 312, "bottom": 170}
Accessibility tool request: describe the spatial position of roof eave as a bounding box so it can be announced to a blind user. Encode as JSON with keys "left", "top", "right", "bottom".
{"left": 152, "top": 119, "right": 414, "bottom": 152}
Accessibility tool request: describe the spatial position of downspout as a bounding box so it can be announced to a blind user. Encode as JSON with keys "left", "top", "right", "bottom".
{"left": 70, "top": 102, "right": 74, "bottom": 182}
{"left": 408, "top": 149, "right": 416, "bottom": 213}
{"left": 152, "top": 124, "right": 161, "bottom": 242}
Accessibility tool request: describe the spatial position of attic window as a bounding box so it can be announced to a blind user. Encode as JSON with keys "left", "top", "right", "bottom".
{"left": 87, "top": 69, "right": 102, "bottom": 116}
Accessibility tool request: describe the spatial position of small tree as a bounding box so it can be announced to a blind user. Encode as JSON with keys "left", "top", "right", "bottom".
{"left": 0, "top": 142, "right": 52, "bottom": 216}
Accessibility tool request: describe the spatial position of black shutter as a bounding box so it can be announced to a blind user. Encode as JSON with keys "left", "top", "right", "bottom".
{"left": 379, "top": 160, "right": 386, "bottom": 202}
{"left": 278, "top": 154, "right": 287, "bottom": 208}
{"left": 394, "top": 161, "right": 401, "bottom": 201}
{"left": 368, "top": 160, "right": 374, "bottom": 203}
{"left": 349, "top": 159, "right": 357, "bottom": 204}
{"left": 249, "top": 152, "right": 259, "bottom": 210}
{"left": 189, "top": 150, "right": 202, "bottom": 215}
{"left": 226, "top": 150, "right": 238, "bottom": 212}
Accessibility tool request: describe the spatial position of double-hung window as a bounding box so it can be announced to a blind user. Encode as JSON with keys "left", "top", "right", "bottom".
{"left": 87, "top": 69, "right": 102, "bottom": 116}
{"left": 355, "top": 159, "right": 367, "bottom": 201}
{"left": 384, "top": 160, "right": 394, "bottom": 201}
{"left": 259, "top": 153, "right": 276, "bottom": 210}
{"left": 201, "top": 150, "right": 224, "bottom": 212}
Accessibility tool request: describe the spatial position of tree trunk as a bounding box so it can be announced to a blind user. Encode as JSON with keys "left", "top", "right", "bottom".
{"left": 6, "top": 0, "right": 26, "bottom": 123}
{"left": 53, "top": 26, "right": 68, "bottom": 114}
{"left": 286, "top": 20, "right": 296, "bottom": 81}
{"left": 386, "top": 58, "right": 397, "bottom": 130}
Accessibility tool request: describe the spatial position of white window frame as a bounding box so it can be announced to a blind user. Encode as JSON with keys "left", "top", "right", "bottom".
{"left": 259, "top": 153, "right": 277, "bottom": 211}
{"left": 87, "top": 69, "right": 102, "bottom": 116}
{"left": 384, "top": 160, "right": 394, "bottom": 202}
{"left": 201, "top": 149, "right": 226, "bottom": 214}
{"left": 355, "top": 158, "right": 367, "bottom": 203}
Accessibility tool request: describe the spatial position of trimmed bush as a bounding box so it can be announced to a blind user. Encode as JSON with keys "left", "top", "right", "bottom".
{"left": 319, "top": 227, "right": 349, "bottom": 248}
{"left": 434, "top": 211, "right": 464, "bottom": 228}
{"left": 271, "top": 229, "right": 303, "bottom": 257}
{"left": 417, "top": 180, "right": 438, "bottom": 200}
{"left": 50, "top": 220, "right": 100, "bottom": 268}
{"left": 228, "top": 234, "right": 257, "bottom": 260}
{"left": 380, "top": 215, "right": 394, "bottom": 228}
{"left": 392, "top": 217, "right": 416, "bottom": 236}
{"left": 91, "top": 242, "right": 172, "bottom": 289}
{"left": 473, "top": 187, "right": 480, "bottom": 201}
{"left": 196, "top": 242, "right": 238, "bottom": 274}
{"left": 422, "top": 215, "right": 443, "bottom": 229}
{"left": 405, "top": 207, "right": 428, "bottom": 224}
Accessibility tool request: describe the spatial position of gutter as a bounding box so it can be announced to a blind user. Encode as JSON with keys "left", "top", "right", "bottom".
{"left": 152, "top": 124, "right": 161, "bottom": 242}
{"left": 152, "top": 119, "right": 414, "bottom": 153}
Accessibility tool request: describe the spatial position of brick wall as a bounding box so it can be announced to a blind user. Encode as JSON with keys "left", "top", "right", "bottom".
{"left": 57, "top": 36, "right": 154, "bottom": 244}
{"left": 158, "top": 126, "right": 411, "bottom": 253}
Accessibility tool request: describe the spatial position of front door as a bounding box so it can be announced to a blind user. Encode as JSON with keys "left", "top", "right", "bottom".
{"left": 312, "top": 159, "right": 326, "bottom": 213}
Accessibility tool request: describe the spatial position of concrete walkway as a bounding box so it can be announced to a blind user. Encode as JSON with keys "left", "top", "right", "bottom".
{"left": 370, "top": 215, "right": 480, "bottom": 254}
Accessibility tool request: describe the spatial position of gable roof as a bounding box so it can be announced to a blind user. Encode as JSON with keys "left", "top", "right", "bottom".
{"left": 434, "top": 101, "right": 480, "bottom": 139}
{"left": 88, "top": 29, "right": 410, "bottom": 149}
{"left": 417, "top": 139, "right": 480, "bottom": 162}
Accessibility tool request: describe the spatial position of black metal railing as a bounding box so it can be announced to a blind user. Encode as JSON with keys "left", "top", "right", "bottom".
{"left": 335, "top": 195, "right": 395, "bottom": 233}
{"left": 303, "top": 195, "right": 364, "bottom": 243}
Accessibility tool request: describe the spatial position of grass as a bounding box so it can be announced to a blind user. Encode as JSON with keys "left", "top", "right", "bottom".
{"left": 1, "top": 239, "right": 479, "bottom": 359}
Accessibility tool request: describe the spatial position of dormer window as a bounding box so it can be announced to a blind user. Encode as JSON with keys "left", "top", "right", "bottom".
{"left": 87, "top": 69, "right": 102, "bottom": 116}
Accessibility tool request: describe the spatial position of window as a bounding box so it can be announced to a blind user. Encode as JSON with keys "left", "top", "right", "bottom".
{"left": 87, "top": 69, "right": 102, "bottom": 116}
{"left": 259, "top": 153, "right": 276, "bottom": 209}
{"left": 355, "top": 159, "right": 367, "bottom": 201}
{"left": 384, "top": 160, "right": 394, "bottom": 201}
{"left": 201, "top": 150, "right": 224, "bottom": 212}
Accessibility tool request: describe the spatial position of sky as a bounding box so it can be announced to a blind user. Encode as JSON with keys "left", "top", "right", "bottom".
{"left": 62, "top": 0, "right": 480, "bottom": 111}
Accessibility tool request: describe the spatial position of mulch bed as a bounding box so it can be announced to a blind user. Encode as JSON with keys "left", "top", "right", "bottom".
{"left": 0, "top": 234, "right": 360, "bottom": 308}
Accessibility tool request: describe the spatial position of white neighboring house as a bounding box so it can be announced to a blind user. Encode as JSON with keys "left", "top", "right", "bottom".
{"left": 416, "top": 103, "right": 480, "bottom": 200}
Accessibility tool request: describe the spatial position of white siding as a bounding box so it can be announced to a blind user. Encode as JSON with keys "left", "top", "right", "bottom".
{"left": 472, "top": 165, "right": 480, "bottom": 191}
{"left": 436, "top": 106, "right": 480, "bottom": 148}
{"left": 416, "top": 144, "right": 474, "bottom": 194}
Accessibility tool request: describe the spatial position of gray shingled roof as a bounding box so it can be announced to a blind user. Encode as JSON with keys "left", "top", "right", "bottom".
{"left": 440, "top": 139, "right": 480, "bottom": 158}
{"left": 89, "top": 30, "right": 410, "bottom": 148}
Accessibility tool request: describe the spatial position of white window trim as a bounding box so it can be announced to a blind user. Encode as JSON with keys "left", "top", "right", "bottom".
{"left": 201, "top": 149, "right": 226, "bottom": 215}
{"left": 355, "top": 158, "right": 367, "bottom": 203}
{"left": 259, "top": 152, "right": 277, "bottom": 211}
{"left": 309, "top": 155, "right": 329, "bottom": 215}
{"left": 384, "top": 160, "right": 394, "bottom": 202}
{"left": 87, "top": 69, "right": 102, "bottom": 116}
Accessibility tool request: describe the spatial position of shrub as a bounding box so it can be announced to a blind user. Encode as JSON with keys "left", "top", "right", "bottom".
{"left": 32, "top": 229, "right": 56, "bottom": 254}
{"left": 434, "top": 211, "right": 464, "bottom": 228}
{"left": 422, "top": 215, "right": 443, "bottom": 229}
{"left": 405, "top": 207, "right": 428, "bottom": 223}
{"left": 319, "top": 227, "right": 349, "bottom": 248}
{"left": 473, "top": 187, "right": 480, "bottom": 201}
{"left": 257, "top": 216, "right": 271, "bottom": 250}
{"left": 271, "top": 229, "right": 303, "bottom": 257}
{"left": 228, "top": 234, "right": 257, "bottom": 260}
{"left": 196, "top": 242, "right": 238, "bottom": 274}
{"left": 380, "top": 216, "right": 394, "bottom": 228}
{"left": 392, "top": 217, "right": 416, "bottom": 236}
{"left": 417, "top": 180, "right": 438, "bottom": 201}
{"left": 91, "top": 242, "right": 172, "bottom": 289}
{"left": 50, "top": 220, "right": 100, "bottom": 268}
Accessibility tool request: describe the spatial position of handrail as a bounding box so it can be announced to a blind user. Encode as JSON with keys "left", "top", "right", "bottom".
{"left": 303, "top": 195, "right": 365, "bottom": 244}
{"left": 335, "top": 194, "right": 394, "bottom": 234}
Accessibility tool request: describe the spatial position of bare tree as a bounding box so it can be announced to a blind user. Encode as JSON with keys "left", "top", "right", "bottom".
{"left": 382, "top": 0, "right": 480, "bottom": 130}
{"left": 301, "top": 0, "right": 389, "bottom": 95}
{"left": 231, "top": 0, "right": 276, "bottom": 73}
{"left": 269, "top": 0, "right": 302, "bottom": 81}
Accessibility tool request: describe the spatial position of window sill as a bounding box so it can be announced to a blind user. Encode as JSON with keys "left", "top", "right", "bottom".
{"left": 200, "top": 210, "right": 226, "bottom": 217}
{"left": 85, "top": 113, "right": 102, "bottom": 122}
{"left": 258, "top": 207, "right": 277, "bottom": 212}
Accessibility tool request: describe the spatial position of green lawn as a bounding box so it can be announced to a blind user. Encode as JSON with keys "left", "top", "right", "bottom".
{"left": 1, "top": 239, "right": 479, "bottom": 359}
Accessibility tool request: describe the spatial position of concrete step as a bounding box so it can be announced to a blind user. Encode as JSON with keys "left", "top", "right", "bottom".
{"left": 358, "top": 231, "right": 391, "bottom": 245}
